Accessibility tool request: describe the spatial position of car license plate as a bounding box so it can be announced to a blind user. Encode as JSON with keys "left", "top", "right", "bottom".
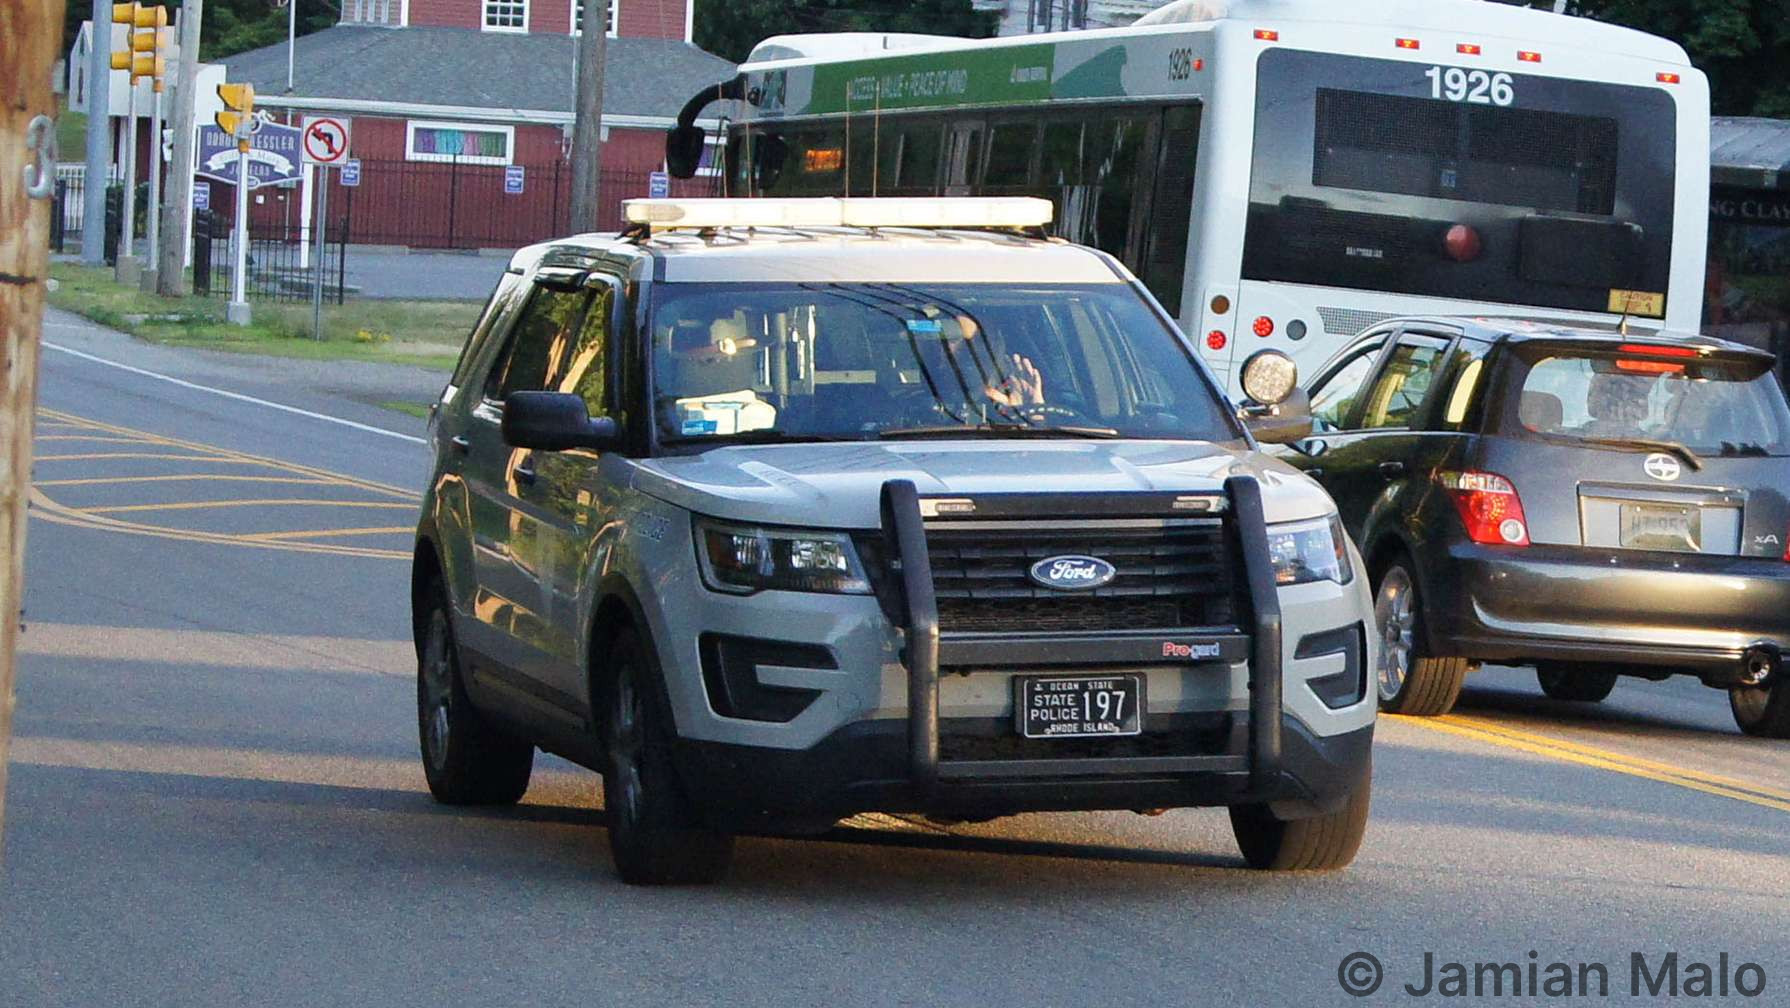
{"left": 1016, "top": 675, "right": 1143, "bottom": 739}
{"left": 1620, "top": 503, "right": 1701, "bottom": 552}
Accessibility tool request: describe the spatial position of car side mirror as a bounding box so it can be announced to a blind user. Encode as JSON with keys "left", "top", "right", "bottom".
{"left": 666, "top": 125, "right": 706, "bottom": 180}
{"left": 502, "top": 392, "right": 618, "bottom": 451}
{"left": 1241, "top": 387, "right": 1315, "bottom": 445}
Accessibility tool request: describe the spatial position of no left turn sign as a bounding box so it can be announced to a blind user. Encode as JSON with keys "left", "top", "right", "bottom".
{"left": 301, "top": 116, "right": 352, "bottom": 166}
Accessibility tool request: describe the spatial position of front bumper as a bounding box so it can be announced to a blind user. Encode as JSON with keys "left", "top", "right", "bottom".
{"left": 1423, "top": 538, "right": 1790, "bottom": 679}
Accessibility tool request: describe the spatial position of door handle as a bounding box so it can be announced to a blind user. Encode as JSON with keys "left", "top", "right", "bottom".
{"left": 449, "top": 435, "right": 470, "bottom": 455}
{"left": 1378, "top": 461, "right": 1407, "bottom": 479}
{"left": 512, "top": 463, "right": 537, "bottom": 486}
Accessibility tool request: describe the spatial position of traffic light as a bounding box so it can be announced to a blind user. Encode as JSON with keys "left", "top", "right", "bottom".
{"left": 109, "top": 4, "right": 169, "bottom": 85}
{"left": 216, "top": 83, "right": 256, "bottom": 153}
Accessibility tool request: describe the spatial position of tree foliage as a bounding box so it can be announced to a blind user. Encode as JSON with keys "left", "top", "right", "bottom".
{"left": 62, "top": 0, "right": 338, "bottom": 65}
{"left": 694, "top": 0, "right": 997, "bottom": 65}
{"left": 1569, "top": 0, "right": 1790, "bottom": 116}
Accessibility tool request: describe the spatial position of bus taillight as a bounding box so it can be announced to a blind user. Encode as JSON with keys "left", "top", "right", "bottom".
{"left": 1253, "top": 316, "right": 1275, "bottom": 338}
{"left": 1206, "top": 331, "right": 1228, "bottom": 352}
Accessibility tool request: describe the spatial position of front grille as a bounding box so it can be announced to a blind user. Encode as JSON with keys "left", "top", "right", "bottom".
{"left": 925, "top": 520, "right": 1238, "bottom": 636}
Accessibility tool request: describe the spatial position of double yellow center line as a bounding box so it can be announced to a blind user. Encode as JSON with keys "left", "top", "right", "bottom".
{"left": 1403, "top": 713, "right": 1790, "bottom": 815}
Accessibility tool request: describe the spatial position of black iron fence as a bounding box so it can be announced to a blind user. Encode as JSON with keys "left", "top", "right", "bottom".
{"left": 192, "top": 214, "right": 347, "bottom": 305}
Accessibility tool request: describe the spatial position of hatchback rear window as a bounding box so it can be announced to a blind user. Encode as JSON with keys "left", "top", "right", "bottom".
{"left": 1503, "top": 347, "right": 1790, "bottom": 457}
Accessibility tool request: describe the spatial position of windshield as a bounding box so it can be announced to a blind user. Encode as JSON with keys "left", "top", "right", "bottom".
{"left": 1503, "top": 349, "right": 1790, "bottom": 457}
{"left": 1244, "top": 50, "right": 1679, "bottom": 317}
{"left": 649, "top": 282, "right": 1237, "bottom": 444}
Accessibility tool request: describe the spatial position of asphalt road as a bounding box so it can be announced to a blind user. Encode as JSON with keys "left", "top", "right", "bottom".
{"left": 3, "top": 314, "right": 1787, "bottom": 1007}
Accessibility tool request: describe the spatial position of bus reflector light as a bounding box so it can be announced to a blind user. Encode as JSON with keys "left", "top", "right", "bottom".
{"left": 1286, "top": 320, "right": 1308, "bottom": 342}
{"left": 1254, "top": 29, "right": 1278, "bottom": 41}
{"left": 1518, "top": 50, "right": 1542, "bottom": 62}
{"left": 1457, "top": 43, "right": 1481, "bottom": 55}
{"left": 1206, "top": 331, "right": 1228, "bottom": 352}
{"left": 1657, "top": 72, "right": 1681, "bottom": 84}
{"left": 1396, "top": 38, "right": 1420, "bottom": 50}
{"left": 1193, "top": 58, "right": 1204, "bottom": 71}
{"left": 1444, "top": 224, "right": 1482, "bottom": 263}
{"left": 1252, "top": 316, "right": 1274, "bottom": 338}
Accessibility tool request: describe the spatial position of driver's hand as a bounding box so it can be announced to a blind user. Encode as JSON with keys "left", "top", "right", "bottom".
{"left": 986, "top": 354, "right": 1045, "bottom": 407}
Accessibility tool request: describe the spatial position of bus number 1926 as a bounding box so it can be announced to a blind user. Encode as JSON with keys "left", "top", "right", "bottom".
{"left": 1426, "top": 66, "right": 1515, "bottom": 106}
{"left": 1168, "top": 47, "right": 1196, "bottom": 82}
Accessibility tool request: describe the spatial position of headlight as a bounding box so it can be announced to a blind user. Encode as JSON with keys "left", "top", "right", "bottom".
{"left": 695, "top": 518, "right": 872, "bottom": 595}
{"left": 1266, "top": 515, "right": 1353, "bottom": 586}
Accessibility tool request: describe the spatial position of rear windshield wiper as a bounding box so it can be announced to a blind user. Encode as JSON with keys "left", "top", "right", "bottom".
{"left": 1572, "top": 436, "right": 1703, "bottom": 471}
{"left": 877, "top": 423, "right": 1123, "bottom": 440}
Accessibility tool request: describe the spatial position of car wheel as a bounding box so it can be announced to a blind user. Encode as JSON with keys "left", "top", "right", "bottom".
{"left": 1536, "top": 663, "right": 1618, "bottom": 703}
{"left": 1230, "top": 759, "right": 1372, "bottom": 871}
{"left": 603, "top": 627, "right": 734, "bottom": 885}
{"left": 416, "top": 584, "right": 534, "bottom": 805}
{"left": 1372, "top": 560, "right": 1468, "bottom": 716}
{"left": 1729, "top": 679, "right": 1790, "bottom": 738}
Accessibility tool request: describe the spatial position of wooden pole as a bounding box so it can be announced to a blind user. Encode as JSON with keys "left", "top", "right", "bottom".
{"left": 567, "top": 0, "right": 609, "bottom": 233}
{"left": 157, "top": 0, "right": 201, "bottom": 295}
{"left": 0, "top": 0, "right": 64, "bottom": 857}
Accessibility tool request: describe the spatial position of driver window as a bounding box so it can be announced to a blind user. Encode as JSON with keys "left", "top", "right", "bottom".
{"left": 1308, "top": 342, "right": 1382, "bottom": 432}
{"left": 485, "top": 285, "right": 590, "bottom": 402}
{"left": 1359, "top": 339, "right": 1450, "bottom": 430}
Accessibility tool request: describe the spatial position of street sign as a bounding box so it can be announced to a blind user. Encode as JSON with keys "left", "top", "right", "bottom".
{"left": 504, "top": 165, "right": 525, "bottom": 195}
{"left": 340, "top": 159, "right": 361, "bottom": 187}
{"left": 300, "top": 115, "right": 352, "bottom": 166}
{"left": 648, "top": 170, "right": 670, "bottom": 199}
{"left": 193, "top": 182, "right": 210, "bottom": 211}
{"left": 196, "top": 122, "right": 303, "bottom": 189}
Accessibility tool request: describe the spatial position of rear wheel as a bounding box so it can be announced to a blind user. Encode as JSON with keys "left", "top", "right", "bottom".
{"left": 1729, "top": 679, "right": 1790, "bottom": 738}
{"left": 1373, "top": 561, "right": 1468, "bottom": 716}
{"left": 1536, "top": 663, "right": 1618, "bottom": 703}
{"left": 416, "top": 585, "right": 534, "bottom": 805}
{"left": 1230, "top": 762, "right": 1372, "bottom": 871}
{"left": 603, "top": 628, "right": 734, "bottom": 885}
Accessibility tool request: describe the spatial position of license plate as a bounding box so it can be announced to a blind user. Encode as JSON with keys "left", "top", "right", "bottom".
{"left": 1015, "top": 675, "right": 1143, "bottom": 739}
{"left": 1620, "top": 503, "right": 1701, "bottom": 552}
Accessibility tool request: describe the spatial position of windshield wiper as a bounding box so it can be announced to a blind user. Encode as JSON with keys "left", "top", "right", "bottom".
{"left": 1573, "top": 436, "right": 1703, "bottom": 470}
{"left": 877, "top": 423, "right": 1122, "bottom": 440}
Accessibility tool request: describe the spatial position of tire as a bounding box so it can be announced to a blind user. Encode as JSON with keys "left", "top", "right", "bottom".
{"left": 1230, "top": 760, "right": 1372, "bottom": 871}
{"left": 1536, "top": 663, "right": 1618, "bottom": 703}
{"left": 416, "top": 584, "right": 534, "bottom": 805}
{"left": 603, "top": 628, "right": 734, "bottom": 885}
{"left": 1372, "top": 560, "right": 1469, "bottom": 716}
{"left": 1729, "top": 679, "right": 1790, "bottom": 738}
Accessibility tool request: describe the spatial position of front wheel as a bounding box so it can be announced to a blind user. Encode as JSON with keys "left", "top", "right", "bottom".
{"left": 1536, "top": 663, "right": 1618, "bottom": 703}
{"left": 1730, "top": 678, "right": 1790, "bottom": 738}
{"left": 1230, "top": 762, "right": 1372, "bottom": 871}
{"left": 603, "top": 628, "right": 734, "bottom": 885}
{"left": 1373, "top": 561, "right": 1468, "bottom": 716}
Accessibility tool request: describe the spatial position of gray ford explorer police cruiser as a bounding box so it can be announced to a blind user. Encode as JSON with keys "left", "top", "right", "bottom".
{"left": 410, "top": 198, "right": 1377, "bottom": 884}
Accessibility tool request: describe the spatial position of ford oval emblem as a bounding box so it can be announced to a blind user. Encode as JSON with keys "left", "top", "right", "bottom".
{"left": 1029, "top": 555, "right": 1118, "bottom": 591}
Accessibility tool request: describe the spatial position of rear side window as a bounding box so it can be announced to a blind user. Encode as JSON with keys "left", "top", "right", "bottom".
{"left": 1505, "top": 348, "right": 1790, "bottom": 457}
{"left": 1358, "top": 340, "right": 1449, "bottom": 429}
{"left": 1308, "top": 341, "right": 1383, "bottom": 431}
{"left": 450, "top": 271, "right": 527, "bottom": 389}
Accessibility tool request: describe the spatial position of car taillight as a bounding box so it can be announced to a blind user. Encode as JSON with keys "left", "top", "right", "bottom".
{"left": 1783, "top": 531, "right": 1790, "bottom": 563}
{"left": 1438, "top": 471, "right": 1530, "bottom": 546}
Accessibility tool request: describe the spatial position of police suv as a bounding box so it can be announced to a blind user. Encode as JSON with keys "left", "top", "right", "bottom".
{"left": 411, "top": 197, "right": 1377, "bottom": 883}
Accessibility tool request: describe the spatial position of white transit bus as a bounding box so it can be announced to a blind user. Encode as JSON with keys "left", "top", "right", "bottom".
{"left": 666, "top": 0, "right": 1711, "bottom": 387}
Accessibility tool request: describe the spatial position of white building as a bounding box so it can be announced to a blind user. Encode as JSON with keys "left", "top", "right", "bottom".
{"left": 972, "top": 0, "right": 1164, "bottom": 35}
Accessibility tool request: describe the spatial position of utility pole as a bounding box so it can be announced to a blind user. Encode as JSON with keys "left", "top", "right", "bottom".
{"left": 157, "top": 0, "right": 202, "bottom": 296}
{"left": 80, "top": 0, "right": 113, "bottom": 264}
{"left": 567, "top": 0, "right": 609, "bottom": 233}
{"left": 1, "top": 0, "right": 65, "bottom": 858}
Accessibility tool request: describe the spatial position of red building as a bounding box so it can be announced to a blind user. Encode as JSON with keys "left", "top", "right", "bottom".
{"left": 220, "top": 0, "right": 733, "bottom": 248}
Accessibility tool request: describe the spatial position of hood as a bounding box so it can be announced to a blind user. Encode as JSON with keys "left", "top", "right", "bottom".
{"left": 633, "top": 440, "right": 1336, "bottom": 529}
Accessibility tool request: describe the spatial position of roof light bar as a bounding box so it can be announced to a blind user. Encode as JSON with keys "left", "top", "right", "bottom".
{"left": 621, "top": 197, "right": 1055, "bottom": 231}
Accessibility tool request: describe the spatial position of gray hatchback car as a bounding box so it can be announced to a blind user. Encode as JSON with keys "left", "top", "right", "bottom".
{"left": 410, "top": 198, "right": 1378, "bottom": 884}
{"left": 1281, "top": 317, "right": 1790, "bottom": 736}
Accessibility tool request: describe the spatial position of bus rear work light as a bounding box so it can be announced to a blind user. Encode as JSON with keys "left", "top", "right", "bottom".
{"left": 621, "top": 197, "right": 1055, "bottom": 231}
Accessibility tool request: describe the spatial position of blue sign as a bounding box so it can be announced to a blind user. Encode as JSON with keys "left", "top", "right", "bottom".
{"left": 648, "top": 170, "right": 670, "bottom": 199}
{"left": 195, "top": 122, "right": 304, "bottom": 190}
{"left": 504, "top": 165, "right": 525, "bottom": 195}
{"left": 192, "top": 182, "right": 210, "bottom": 212}
{"left": 340, "top": 159, "right": 361, "bottom": 187}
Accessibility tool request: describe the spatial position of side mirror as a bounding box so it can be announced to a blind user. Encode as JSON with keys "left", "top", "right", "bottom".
{"left": 666, "top": 125, "right": 706, "bottom": 180}
{"left": 1241, "top": 387, "right": 1315, "bottom": 445}
{"left": 502, "top": 392, "right": 619, "bottom": 451}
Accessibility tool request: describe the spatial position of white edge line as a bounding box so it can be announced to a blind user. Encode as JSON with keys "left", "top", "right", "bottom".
{"left": 43, "top": 341, "right": 430, "bottom": 445}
